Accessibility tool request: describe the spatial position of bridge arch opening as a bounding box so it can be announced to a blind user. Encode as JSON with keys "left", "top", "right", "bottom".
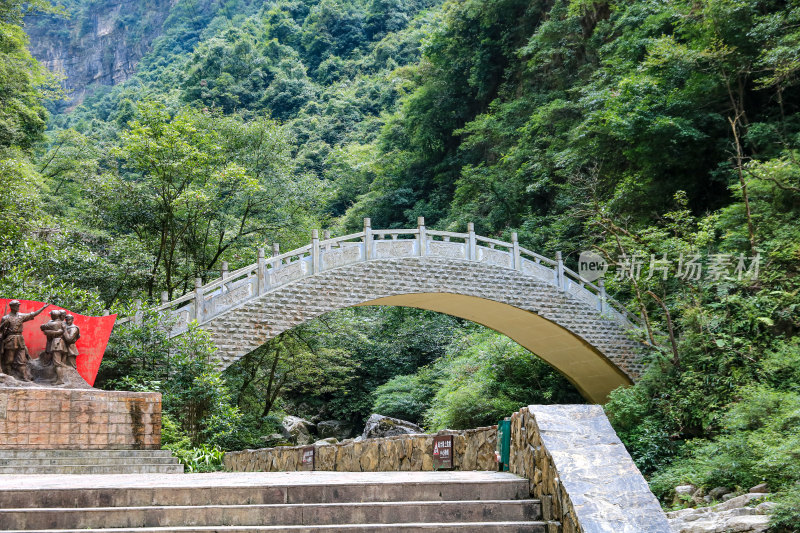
{"left": 353, "top": 293, "right": 632, "bottom": 403}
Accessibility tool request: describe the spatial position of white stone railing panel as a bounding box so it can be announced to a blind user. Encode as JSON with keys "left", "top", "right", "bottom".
{"left": 320, "top": 245, "right": 363, "bottom": 270}
{"left": 374, "top": 239, "right": 415, "bottom": 259}
{"left": 477, "top": 245, "right": 512, "bottom": 268}
{"left": 427, "top": 240, "right": 466, "bottom": 260}
{"left": 521, "top": 257, "right": 557, "bottom": 284}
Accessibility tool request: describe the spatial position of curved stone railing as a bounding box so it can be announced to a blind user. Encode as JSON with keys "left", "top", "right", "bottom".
{"left": 117, "top": 218, "right": 640, "bottom": 335}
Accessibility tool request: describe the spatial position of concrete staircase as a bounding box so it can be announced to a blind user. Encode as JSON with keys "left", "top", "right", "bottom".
{"left": 0, "top": 471, "right": 556, "bottom": 532}
{"left": 0, "top": 449, "right": 184, "bottom": 474}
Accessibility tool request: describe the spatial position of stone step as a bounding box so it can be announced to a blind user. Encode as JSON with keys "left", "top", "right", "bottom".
{"left": 0, "top": 473, "right": 529, "bottom": 508}
{"left": 0, "top": 456, "right": 180, "bottom": 466}
{"left": 0, "top": 449, "right": 175, "bottom": 458}
{"left": 0, "top": 522, "right": 551, "bottom": 533}
{"left": 0, "top": 464, "right": 185, "bottom": 475}
{"left": 0, "top": 500, "right": 542, "bottom": 530}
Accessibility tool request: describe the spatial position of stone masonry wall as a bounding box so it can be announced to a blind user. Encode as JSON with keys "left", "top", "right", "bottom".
{"left": 225, "top": 406, "right": 672, "bottom": 533}
{"left": 0, "top": 387, "right": 161, "bottom": 449}
{"left": 508, "top": 405, "right": 671, "bottom": 533}
{"left": 224, "top": 427, "right": 497, "bottom": 472}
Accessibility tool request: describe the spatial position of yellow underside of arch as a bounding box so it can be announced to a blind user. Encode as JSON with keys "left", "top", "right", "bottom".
{"left": 355, "top": 293, "right": 632, "bottom": 403}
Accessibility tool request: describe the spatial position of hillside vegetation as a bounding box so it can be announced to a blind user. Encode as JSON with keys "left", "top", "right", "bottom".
{"left": 1, "top": 0, "right": 799, "bottom": 527}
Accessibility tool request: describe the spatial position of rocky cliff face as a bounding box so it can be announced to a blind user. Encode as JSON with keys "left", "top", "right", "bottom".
{"left": 24, "top": 0, "right": 174, "bottom": 104}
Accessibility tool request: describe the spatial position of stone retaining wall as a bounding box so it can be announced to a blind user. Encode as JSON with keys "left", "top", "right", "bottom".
{"left": 224, "top": 426, "right": 497, "bottom": 472}
{"left": 0, "top": 387, "right": 161, "bottom": 449}
{"left": 224, "top": 406, "right": 672, "bottom": 533}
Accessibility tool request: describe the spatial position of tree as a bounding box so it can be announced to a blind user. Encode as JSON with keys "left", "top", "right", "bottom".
{"left": 111, "top": 101, "right": 323, "bottom": 299}
{"left": 0, "top": 0, "right": 62, "bottom": 150}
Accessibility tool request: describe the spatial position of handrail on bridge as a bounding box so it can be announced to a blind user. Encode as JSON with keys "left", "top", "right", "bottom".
{"left": 117, "top": 218, "right": 641, "bottom": 333}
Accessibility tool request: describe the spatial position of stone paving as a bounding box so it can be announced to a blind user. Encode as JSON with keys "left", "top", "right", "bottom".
{"left": 0, "top": 470, "right": 525, "bottom": 490}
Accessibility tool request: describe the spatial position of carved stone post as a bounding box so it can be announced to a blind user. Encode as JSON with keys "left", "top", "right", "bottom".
{"left": 468, "top": 222, "right": 476, "bottom": 261}
{"left": 272, "top": 243, "right": 281, "bottom": 271}
{"left": 221, "top": 261, "right": 229, "bottom": 293}
{"left": 257, "top": 247, "right": 267, "bottom": 294}
{"left": 160, "top": 291, "right": 169, "bottom": 305}
{"left": 598, "top": 278, "right": 607, "bottom": 313}
{"left": 363, "top": 218, "right": 373, "bottom": 261}
{"left": 556, "top": 251, "right": 565, "bottom": 291}
{"left": 194, "top": 278, "right": 204, "bottom": 322}
{"left": 417, "top": 216, "right": 427, "bottom": 257}
{"left": 511, "top": 232, "right": 521, "bottom": 270}
{"left": 133, "top": 299, "right": 142, "bottom": 326}
{"left": 323, "top": 230, "right": 331, "bottom": 252}
{"left": 311, "top": 229, "right": 320, "bottom": 274}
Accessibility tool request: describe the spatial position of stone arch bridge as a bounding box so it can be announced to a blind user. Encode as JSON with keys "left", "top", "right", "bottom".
{"left": 119, "top": 219, "right": 649, "bottom": 403}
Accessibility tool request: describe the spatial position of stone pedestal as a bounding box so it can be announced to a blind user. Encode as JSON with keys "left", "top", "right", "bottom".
{"left": 0, "top": 387, "right": 161, "bottom": 449}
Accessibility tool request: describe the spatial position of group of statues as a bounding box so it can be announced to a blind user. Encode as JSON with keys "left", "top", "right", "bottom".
{"left": 0, "top": 300, "right": 81, "bottom": 383}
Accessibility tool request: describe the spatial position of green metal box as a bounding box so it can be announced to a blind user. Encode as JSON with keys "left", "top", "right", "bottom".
{"left": 496, "top": 418, "right": 511, "bottom": 471}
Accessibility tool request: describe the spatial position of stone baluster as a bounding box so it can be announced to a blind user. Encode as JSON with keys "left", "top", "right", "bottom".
{"left": 511, "top": 232, "right": 521, "bottom": 270}
{"left": 323, "top": 230, "right": 331, "bottom": 251}
{"left": 194, "top": 277, "right": 204, "bottom": 322}
{"left": 133, "top": 299, "right": 142, "bottom": 325}
{"left": 468, "top": 222, "right": 476, "bottom": 261}
{"left": 257, "top": 247, "right": 267, "bottom": 294}
{"left": 221, "top": 261, "right": 229, "bottom": 293}
{"left": 598, "top": 278, "right": 607, "bottom": 313}
{"left": 556, "top": 251, "right": 565, "bottom": 291}
{"left": 311, "top": 229, "right": 320, "bottom": 274}
{"left": 272, "top": 243, "right": 281, "bottom": 270}
{"left": 417, "top": 216, "right": 427, "bottom": 256}
{"left": 160, "top": 291, "right": 169, "bottom": 305}
{"left": 364, "top": 218, "right": 373, "bottom": 260}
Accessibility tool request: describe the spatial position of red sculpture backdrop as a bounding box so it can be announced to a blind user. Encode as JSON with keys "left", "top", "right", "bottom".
{"left": 0, "top": 299, "right": 116, "bottom": 386}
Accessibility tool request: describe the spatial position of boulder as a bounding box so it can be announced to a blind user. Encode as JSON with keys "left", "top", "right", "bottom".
{"left": 362, "top": 414, "right": 423, "bottom": 439}
{"left": 313, "top": 437, "right": 338, "bottom": 446}
{"left": 749, "top": 483, "right": 769, "bottom": 494}
{"left": 282, "top": 416, "right": 316, "bottom": 445}
{"left": 317, "top": 420, "right": 352, "bottom": 440}
{"left": 260, "top": 433, "right": 286, "bottom": 443}
{"left": 673, "top": 484, "right": 697, "bottom": 505}
{"left": 707, "top": 486, "right": 732, "bottom": 501}
{"left": 691, "top": 487, "right": 706, "bottom": 506}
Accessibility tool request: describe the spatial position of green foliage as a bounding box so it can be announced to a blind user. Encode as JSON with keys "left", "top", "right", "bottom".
{"left": 109, "top": 100, "right": 323, "bottom": 299}
{"left": 374, "top": 329, "right": 584, "bottom": 430}
{"left": 648, "top": 386, "right": 800, "bottom": 500}
{"left": 101, "top": 312, "right": 263, "bottom": 450}
{"left": 422, "top": 330, "right": 584, "bottom": 430}
{"left": 372, "top": 371, "right": 436, "bottom": 423}
{"left": 770, "top": 484, "right": 800, "bottom": 532}
{"left": 0, "top": 0, "right": 62, "bottom": 150}
{"left": 168, "top": 443, "right": 226, "bottom": 473}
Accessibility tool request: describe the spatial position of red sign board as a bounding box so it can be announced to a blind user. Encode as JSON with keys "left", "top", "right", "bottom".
{"left": 0, "top": 299, "right": 116, "bottom": 386}
{"left": 433, "top": 435, "right": 454, "bottom": 470}
{"left": 301, "top": 446, "right": 315, "bottom": 471}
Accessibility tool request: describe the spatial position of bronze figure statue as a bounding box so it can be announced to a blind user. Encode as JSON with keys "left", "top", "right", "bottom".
{"left": 63, "top": 314, "right": 80, "bottom": 369}
{"left": 41, "top": 309, "right": 67, "bottom": 362}
{"left": 0, "top": 300, "right": 49, "bottom": 381}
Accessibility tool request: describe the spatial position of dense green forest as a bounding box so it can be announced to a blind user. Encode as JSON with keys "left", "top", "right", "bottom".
{"left": 2, "top": 0, "right": 799, "bottom": 527}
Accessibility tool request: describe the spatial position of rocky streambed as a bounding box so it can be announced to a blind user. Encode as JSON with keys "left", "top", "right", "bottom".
{"left": 667, "top": 484, "right": 775, "bottom": 533}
